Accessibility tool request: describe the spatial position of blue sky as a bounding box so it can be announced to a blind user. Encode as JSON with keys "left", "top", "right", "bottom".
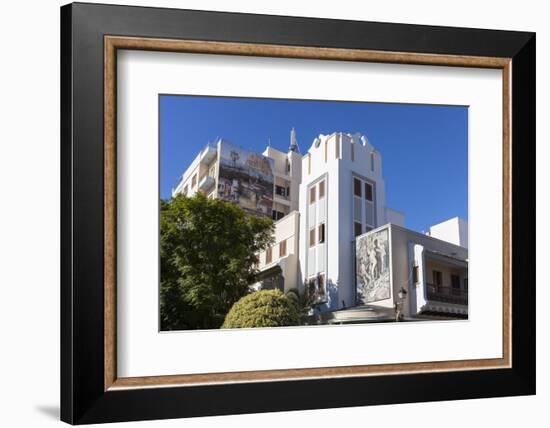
{"left": 160, "top": 95, "right": 468, "bottom": 233}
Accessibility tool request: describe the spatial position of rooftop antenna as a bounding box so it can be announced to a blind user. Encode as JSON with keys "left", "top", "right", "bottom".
{"left": 289, "top": 127, "right": 300, "bottom": 153}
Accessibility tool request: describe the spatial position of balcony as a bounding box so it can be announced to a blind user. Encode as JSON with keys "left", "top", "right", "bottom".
{"left": 200, "top": 144, "right": 217, "bottom": 164}
{"left": 198, "top": 175, "right": 215, "bottom": 192}
{"left": 426, "top": 283, "right": 468, "bottom": 306}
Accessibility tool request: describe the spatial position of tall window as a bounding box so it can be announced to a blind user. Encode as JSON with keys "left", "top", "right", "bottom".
{"left": 433, "top": 270, "right": 442, "bottom": 287}
{"left": 370, "top": 152, "right": 375, "bottom": 172}
{"left": 318, "top": 223, "right": 325, "bottom": 243}
{"left": 353, "top": 175, "right": 376, "bottom": 235}
{"left": 191, "top": 174, "right": 197, "bottom": 188}
{"left": 307, "top": 154, "right": 311, "bottom": 175}
{"left": 279, "top": 239, "right": 287, "bottom": 257}
{"left": 451, "top": 274, "right": 460, "bottom": 289}
{"left": 364, "top": 182, "right": 373, "bottom": 201}
{"left": 351, "top": 141, "right": 355, "bottom": 161}
{"left": 335, "top": 135, "right": 340, "bottom": 159}
{"left": 354, "top": 222, "right": 363, "bottom": 237}
{"left": 353, "top": 178, "right": 362, "bottom": 197}
{"left": 309, "top": 228, "right": 316, "bottom": 248}
{"left": 324, "top": 140, "right": 328, "bottom": 162}
{"left": 183, "top": 185, "right": 188, "bottom": 196}
{"left": 318, "top": 180, "right": 325, "bottom": 199}
{"left": 309, "top": 186, "right": 316, "bottom": 204}
{"left": 413, "top": 266, "right": 419, "bottom": 284}
{"left": 265, "top": 247, "right": 272, "bottom": 264}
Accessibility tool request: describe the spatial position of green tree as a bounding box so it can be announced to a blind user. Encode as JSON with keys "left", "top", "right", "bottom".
{"left": 222, "top": 290, "right": 302, "bottom": 329}
{"left": 160, "top": 193, "right": 274, "bottom": 330}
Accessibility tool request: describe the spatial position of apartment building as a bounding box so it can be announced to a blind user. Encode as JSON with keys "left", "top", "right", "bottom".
{"left": 173, "top": 129, "right": 468, "bottom": 321}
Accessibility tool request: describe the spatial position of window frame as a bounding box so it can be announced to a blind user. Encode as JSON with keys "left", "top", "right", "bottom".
{"left": 318, "top": 223, "right": 325, "bottom": 244}
{"left": 309, "top": 227, "right": 316, "bottom": 248}
{"left": 279, "top": 239, "right": 287, "bottom": 258}
{"left": 310, "top": 186, "right": 316, "bottom": 204}
{"left": 353, "top": 177, "right": 362, "bottom": 198}
{"left": 318, "top": 180, "right": 325, "bottom": 199}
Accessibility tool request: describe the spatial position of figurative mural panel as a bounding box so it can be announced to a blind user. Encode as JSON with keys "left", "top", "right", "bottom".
{"left": 217, "top": 142, "right": 275, "bottom": 217}
{"left": 356, "top": 228, "right": 390, "bottom": 304}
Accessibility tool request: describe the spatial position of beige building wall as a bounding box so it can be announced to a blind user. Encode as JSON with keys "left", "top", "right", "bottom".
{"left": 387, "top": 224, "right": 468, "bottom": 317}
{"left": 256, "top": 210, "right": 300, "bottom": 292}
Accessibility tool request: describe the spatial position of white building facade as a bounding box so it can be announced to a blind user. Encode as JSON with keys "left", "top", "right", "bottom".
{"left": 298, "top": 132, "right": 404, "bottom": 312}
{"left": 172, "top": 129, "right": 467, "bottom": 321}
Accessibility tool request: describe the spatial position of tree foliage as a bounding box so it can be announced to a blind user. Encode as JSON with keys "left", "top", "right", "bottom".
{"left": 160, "top": 193, "right": 274, "bottom": 330}
{"left": 222, "top": 289, "right": 302, "bottom": 329}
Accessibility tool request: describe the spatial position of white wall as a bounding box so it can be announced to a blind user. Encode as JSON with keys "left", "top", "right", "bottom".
{"left": 0, "top": 1, "right": 546, "bottom": 428}
{"left": 429, "top": 217, "right": 468, "bottom": 248}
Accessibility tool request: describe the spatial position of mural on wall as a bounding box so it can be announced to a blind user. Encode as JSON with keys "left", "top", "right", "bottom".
{"left": 217, "top": 142, "right": 275, "bottom": 217}
{"left": 356, "top": 228, "right": 390, "bottom": 304}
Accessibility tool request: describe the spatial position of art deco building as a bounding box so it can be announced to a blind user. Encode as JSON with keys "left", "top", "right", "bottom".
{"left": 172, "top": 129, "right": 468, "bottom": 322}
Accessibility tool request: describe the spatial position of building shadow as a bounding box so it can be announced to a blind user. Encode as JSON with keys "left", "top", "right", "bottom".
{"left": 35, "top": 405, "right": 59, "bottom": 420}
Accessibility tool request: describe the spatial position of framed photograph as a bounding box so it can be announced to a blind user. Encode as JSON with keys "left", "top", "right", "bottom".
{"left": 60, "top": 2, "right": 535, "bottom": 424}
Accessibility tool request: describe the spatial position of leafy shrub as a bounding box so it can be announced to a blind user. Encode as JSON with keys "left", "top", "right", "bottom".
{"left": 222, "top": 290, "right": 302, "bottom": 329}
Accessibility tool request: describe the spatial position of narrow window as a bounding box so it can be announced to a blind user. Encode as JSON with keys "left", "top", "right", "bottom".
{"left": 310, "top": 186, "right": 316, "bottom": 204}
{"left": 433, "top": 270, "right": 442, "bottom": 287}
{"left": 412, "top": 266, "right": 419, "bottom": 284}
{"left": 451, "top": 274, "right": 460, "bottom": 289}
{"left": 309, "top": 228, "right": 316, "bottom": 247}
{"left": 370, "top": 152, "right": 375, "bottom": 172}
{"left": 266, "top": 247, "right": 272, "bottom": 264}
{"left": 318, "top": 223, "right": 325, "bottom": 244}
{"left": 318, "top": 180, "right": 325, "bottom": 199}
{"left": 353, "top": 177, "right": 362, "bottom": 197}
{"left": 451, "top": 274, "right": 461, "bottom": 296}
{"left": 183, "top": 185, "right": 188, "bottom": 196}
{"left": 307, "top": 154, "right": 311, "bottom": 174}
{"left": 279, "top": 239, "right": 287, "bottom": 257}
{"left": 351, "top": 141, "right": 355, "bottom": 161}
{"left": 191, "top": 174, "right": 197, "bottom": 188}
{"left": 324, "top": 140, "right": 328, "bottom": 162}
{"left": 335, "top": 135, "right": 340, "bottom": 159}
{"left": 364, "top": 182, "right": 373, "bottom": 201}
{"left": 354, "top": 222, "right": 363, "bottom": 237}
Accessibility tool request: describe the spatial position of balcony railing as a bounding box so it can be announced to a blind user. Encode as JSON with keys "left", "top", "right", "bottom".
{"left": 172, "top": 143, "right": 217, "bottom": 193}
{"left": 198, "top": 175, "right": 215, "bottom": 192}
{"left": 426, "top": 283, "right": 468, "bottom": 305}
